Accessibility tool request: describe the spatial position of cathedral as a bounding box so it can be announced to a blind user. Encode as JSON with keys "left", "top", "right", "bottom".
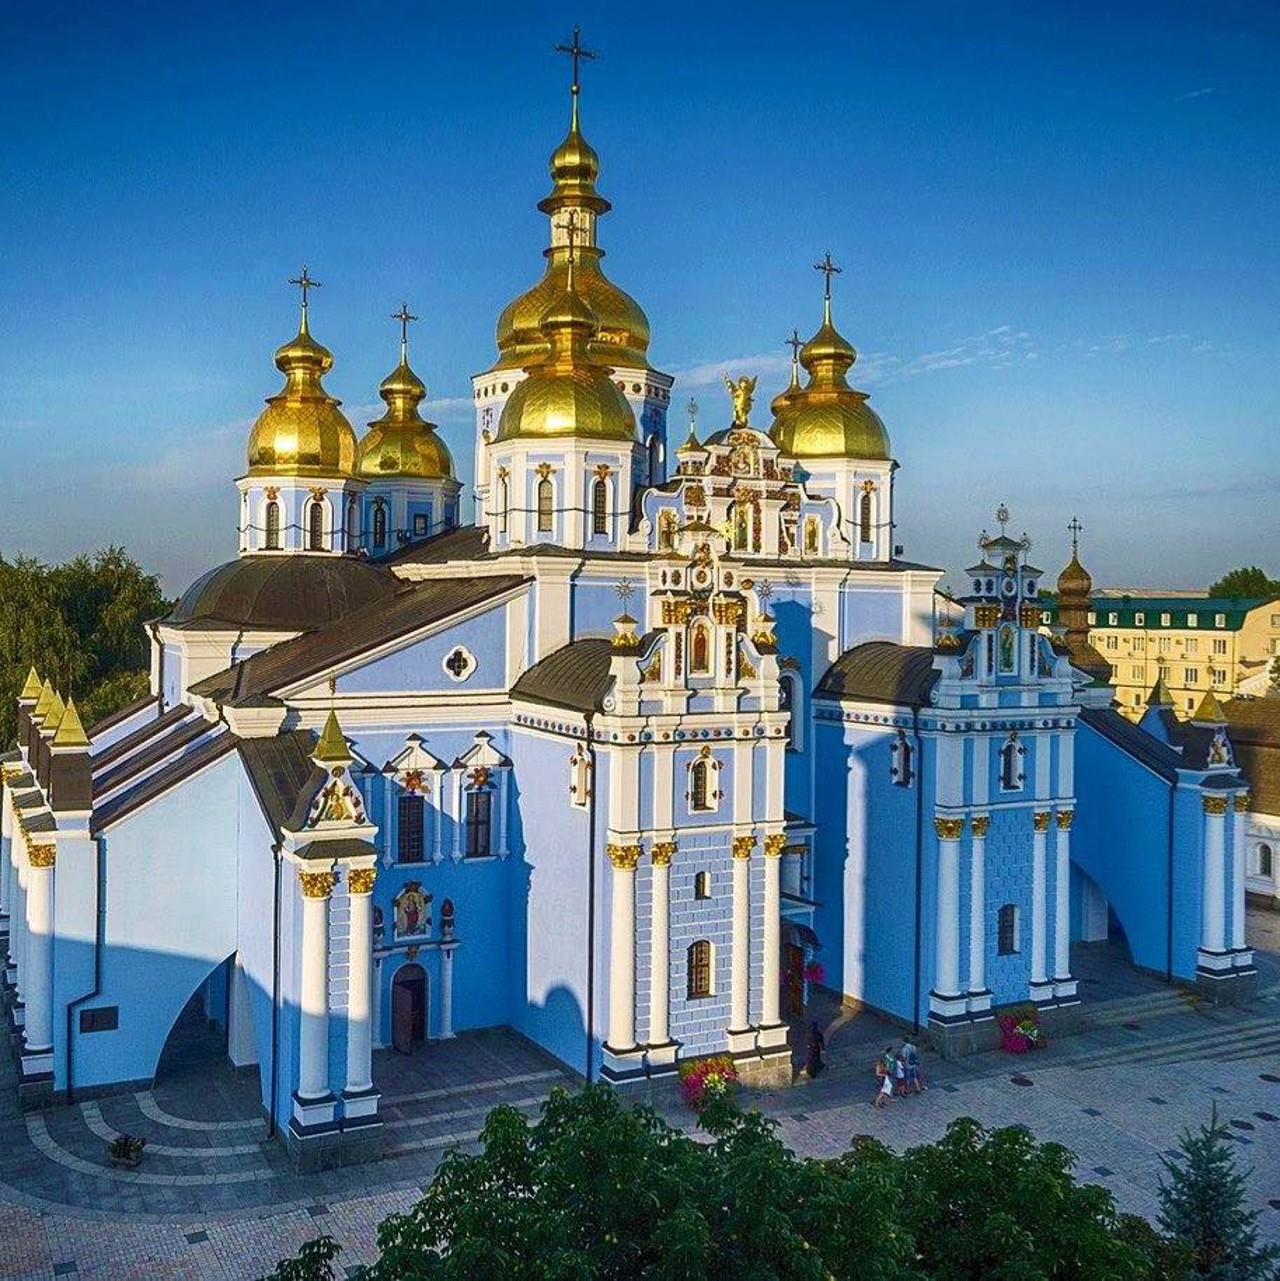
{"left": 0, "top": 43, "right": 1258, "bottom": 1169}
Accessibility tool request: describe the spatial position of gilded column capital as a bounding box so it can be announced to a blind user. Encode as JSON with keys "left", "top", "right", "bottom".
{"left": 1202, "top": 795, "right": 1229, "bottom": 816}
{"left": 1033, "top": 811, "right": 1051, "bottom": 833}
{"left": 1234, "top": 793, "right": 1250, "bottom": 813}
{"left": 299, "top": 870, "right": 337, "bottom": 899}
{"left": 933, "top": 816, "right": 964, "bottom": 841}
{"left": 1055, "top": 810, "right": 1074, "bottom": 831}
{"left": 763, "top": 833, "right": 787, "bottom": 859}
{"left": 607, "top": 843, "right": 644, "bottom": 871}
{"left": 347, "top": 867, "right": 377, "bottom": 895}
{"left": 650, "top": 841, "right": 677, "bottom": 868}
{"left": 731, "top": 834, "right": 756, "bottom": 860}
{"left": 970, "top": 815, "right": 990, "bottom": 839}
{"left": 28, "top": 844, "right": 56, "bottom": 869}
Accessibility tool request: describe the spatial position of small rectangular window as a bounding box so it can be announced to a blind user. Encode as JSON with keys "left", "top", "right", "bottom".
{"left": 1184, "top": 668, "right": 1197, "bottom": 684}
{"left": 413, "top": 514, "right": 429, "bottom": 536}
{"left": 997, "top": 905, "right": 1019, "bottom": 955}
{"left": 465, "top": 790, "right": 493, "bottom": 859}
{"left": 1185, "top": 638, "right": 1198, "bottom": 655}
{"left": 1105, "top": 635, "right": 1118, "bottom": 651}
{"left": 1160, "top": 612, "right": 1172, "bottom": 627}
{"left": 1215, "top": 614, "right": 1227, "bottom": 628}
{"left": 694, "top": 871, "right": 712, "bottom": 900}
{"left": 1108, "top": 612, "right": 1119, "bottom": 626}
{"left": 687, "top": 941, "right": 712, "bottom": 999}
{"left": 1186, "top": 612, "right": 1198, "bottom": 627}
{"left": 1087, "top": 612, "right": 1097, "bottom": 626}
{"left": 1212, "top": 638, "right": 1228, "bottom": 656}
{"left": 79, "top": 1006, "right": 119, "bottom": 1034}
{"left": 397, "top": 794, "right": 425, "bottom": 864}
{"left": 1133, "top": 611, "right": 1145, "bottom": 625}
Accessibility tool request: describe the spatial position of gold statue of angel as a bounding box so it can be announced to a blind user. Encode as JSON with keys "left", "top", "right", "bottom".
{"left": 723, "top": 373, "right": 757, "bottom": 425}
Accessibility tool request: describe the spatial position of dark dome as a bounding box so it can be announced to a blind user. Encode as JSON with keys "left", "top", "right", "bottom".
{"left": 168, "top": 555, "right": 398, "bottom": 631}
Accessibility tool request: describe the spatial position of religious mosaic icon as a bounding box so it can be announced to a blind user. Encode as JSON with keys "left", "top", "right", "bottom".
{"left": 394, "top": 883, "right": 431, "bottom": 939}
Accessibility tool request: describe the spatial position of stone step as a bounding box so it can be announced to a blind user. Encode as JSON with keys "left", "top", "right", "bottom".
{"left": 1072, "top": 1017, "right": 1280, "bottom": 1071}
{"left": 382, "top": 1093, "right": 548, "bottom": 1158}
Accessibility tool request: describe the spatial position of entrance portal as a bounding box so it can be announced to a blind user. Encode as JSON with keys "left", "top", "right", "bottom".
{"left": 392, "top": 963, "right": 427, "bottom": 1054}
{"left": 784, "top": 943, "right": 805, "bottom": 1020}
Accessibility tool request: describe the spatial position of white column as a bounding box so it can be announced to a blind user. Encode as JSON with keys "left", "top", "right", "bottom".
{"left": 297, "top": 870, "right": 333, "bottom": 1100}
{"left": 497, "top": 770, "right": 510, "bottom": 859}
{"left": 761, "top": 835, "right": 783, "bottom": 1026}
{"left": 1201, "top": 796, "right": 1227, "bottom": 954}
{"left": 1031, "top": 812, "right": 1049, "bottom": 988}
{"left": 432, "top": 770, "right": 444, "bottom": 863}
{"left": 933, "top": 818, "right": 962, "bottom": 998}
{"left": 1231, "top": 795, "right": 1247, "bottom": 951}
{"left": 22, "top": 847, "right": 55, "bottom": 1052}
{"left": 648, "top": 843, "right": 674, "bottom": 1045}
{"left": 440, "top": 947, "right": 456, "bottom": 1039}
{"left": 451, "top": 773, "right": 464, "bottom": 862}
{"left": 344, "top": 868, "right": 375, "bottom": 1095}
{"left": 730, "top": 835, "right": 753, "bottom": 1031}
{"left": 1053, "top": 811, "right": 1073, "bottom": 979}
{"left": 967, "top": 816, "right": 988, "bottom": 996}
{"left": 606, "top": 843, "right": 640, "bottom": 1052}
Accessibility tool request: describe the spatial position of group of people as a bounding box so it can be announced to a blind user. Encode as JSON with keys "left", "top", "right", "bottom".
{"left": 872, "top": 1040, "right": 925, "bottom": 1107}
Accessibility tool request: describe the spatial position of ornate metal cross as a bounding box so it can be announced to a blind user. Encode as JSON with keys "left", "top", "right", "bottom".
{"left": 786, "top": 328, "right": 803, "bottom": 364}
{"left": 1068, "top": 515, "right": 1083, "bottom": 554}
{"left": 813, "top": 251, "right": 842, "bottom": 300}
{"left": 554, "top": 25, "right": 596, "bottom": 95}
{"left": 289, "top": 266, "right": 321, "bottom": 311}
{"left": 556, "top": 210, "right": 580, "bottom": 264}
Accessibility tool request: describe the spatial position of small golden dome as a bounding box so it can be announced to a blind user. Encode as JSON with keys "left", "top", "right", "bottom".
{"left": 770, "top": 298, "right": 890, "bottom": 462}
{"left": 495, "top": 262, "right": 636, "bottom": 443}
{"left": 247, "top": 307, "right": 357, "bottom": 478}
{"left": 1057, "top": 552, "right": 1093, "bottom": 599}
{"left": 356, "top": 342, "right": 455, "bottom": 481}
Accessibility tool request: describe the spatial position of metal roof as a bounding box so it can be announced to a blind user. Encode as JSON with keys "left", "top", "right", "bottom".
{"left": 814, "top": 642, "right": 939, "bottom": 708}
{"left": 510, "top": 638, "right": 615, "bottom": 714}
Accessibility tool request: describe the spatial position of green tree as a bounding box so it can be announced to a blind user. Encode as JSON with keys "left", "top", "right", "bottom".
{"left": 1157, "top": 1108, "right": 1280, "bottom": 1280}
{"left": 1207, "top": 566, "right": 1280, "bottom": 600}
{"left": 0, "top": 547, "right": 168, "bottom": 746}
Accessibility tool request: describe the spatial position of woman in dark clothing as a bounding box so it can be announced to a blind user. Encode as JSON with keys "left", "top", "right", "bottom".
{"left": 805, "top": 1021, "right": 826, "bottom": 1078}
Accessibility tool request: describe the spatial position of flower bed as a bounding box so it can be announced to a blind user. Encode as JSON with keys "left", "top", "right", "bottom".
{"left": 678, "top": 1055, "right": 740, "bottom": 1119}
{"left": 997, "top": 1006, "right": 1044, "bottom": 1054}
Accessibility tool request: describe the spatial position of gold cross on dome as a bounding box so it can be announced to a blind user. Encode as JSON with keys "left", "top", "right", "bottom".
{"left": 813, "top": 252, "right": 842, "bottom": 300}
{"left": 289, "top": 266, "right": 321, "bottom": 311}
{"left": 392, "top": 302, "right": 418, "bottom": 348}
{"left": 1067, "top": 515, "right": 1083, "bottom": 554}
{"left": 555, "top": 210, "right": 580, "bottom": 264}
{"left": 554, "top": 25, "right": 596, "bottom": 95}
{"left": 786, "top": 329, "right": 803, "bottom": 361}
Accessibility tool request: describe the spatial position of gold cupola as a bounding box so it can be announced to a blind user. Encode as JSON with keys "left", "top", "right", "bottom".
{"left": 488, "top": 34, "right": 651, "bottom": 373}
{"left": 770, "top": 259, "right": 891, "bottom": 462}
{"left": 356, "top": 306, "right": 455, "bottom": 481}
{"left": 246, "top": 270, "right": 357, "bottom": 478}
{"left": 495, "top": 246, "right": 636, "bottom": 443}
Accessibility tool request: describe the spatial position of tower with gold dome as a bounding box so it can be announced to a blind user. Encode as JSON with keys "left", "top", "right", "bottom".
{"left": 471, "top": 29, "right": 673, "bottom": 531}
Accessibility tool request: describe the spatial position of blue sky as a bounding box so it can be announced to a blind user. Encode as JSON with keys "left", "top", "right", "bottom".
{"left": 1, "top": 2, "right": 1276, "bottom": 593}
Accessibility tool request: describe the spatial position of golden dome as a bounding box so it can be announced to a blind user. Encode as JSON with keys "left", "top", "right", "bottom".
{"left": 769, "top": 298, "right": 891, "bottom": 462}
{"left": 495, "top": 262, "right": 636, "bottom": 443}
{"left": 247, "top": 307, "right": 357, "bottom": 478}
{"left": 356, "top": 343, "right": 455, "bottom": 481}
{"left": 1057, "top": 552, "right": 1093, "bottom": 598}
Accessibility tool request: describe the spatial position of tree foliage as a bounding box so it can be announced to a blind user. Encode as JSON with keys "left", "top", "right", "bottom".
{"left": 0, "top": 547, "right": 168, "bottom": 745}
{"left": 265, "top": 1085, "right": 1188, "bottom": 1280}
{"left": 1206, "top": 566, "right": 1280, "bottom": 600}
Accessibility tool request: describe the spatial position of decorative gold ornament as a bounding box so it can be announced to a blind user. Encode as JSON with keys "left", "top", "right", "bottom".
{"left": 970, "top": 815, "right": 990, "bottom": 838}
{"left": 723, "top": 373, "right": 757, "bottom": 425}
{"left": 607, "top": 843, "right": 644, "bottom": 871}
{"left": 1033, "top": 811, "right": 1051, "bottom": 833}
{"left": 348, "top": 867, "right": 377, "bottom": 895}
{"left": 300, "top": 870, "right": 337, "bottom": 898}
{"left": 651, "top": 841, "right": 677, "bottom": 867}
{"left": 536, "top": 462, "right": 555, "bottom": 480}
{"left": 1056, "top": 810, "right": 1074, "bottom": 831}
{"left": 28, "top": 844, "right": 56, "bottom": 869}
{"left": 1202, "top": 795, "right": 1229, "bottom": 816}
{"left": 933, "top": 817, "right": 964, "bottom": 841}
{"left": 763, "top": 833, "right": 787, "bottom": 858}
{"left": 1019, "top": 606, "right": 1040, "bottom": 629}
{"left": 732, "top": 834, "right": 756, "bottom": 860}
{"left": 974, "top": 605, "right": 1000, "bottom": 629}
{"left": 1234, "top": 794, "right": 1250, "bottom": 813}
{"left": 934, "top": 631, "right": 964, "bottom": 652}
{"left": 594, "top": 462, "right": 612, "bottom": 479}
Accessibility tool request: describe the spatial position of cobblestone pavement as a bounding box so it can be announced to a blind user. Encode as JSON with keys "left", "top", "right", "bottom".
{"left": 2, "top": 928, "right": 1278, "bottom": 1278}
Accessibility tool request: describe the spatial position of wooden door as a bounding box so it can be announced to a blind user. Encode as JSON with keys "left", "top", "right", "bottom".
{"left": 785, "top": 944, "right": 805, "bottom": 1020}
{"left": 392, "top": 976, "right": 414, "bottom": 1054}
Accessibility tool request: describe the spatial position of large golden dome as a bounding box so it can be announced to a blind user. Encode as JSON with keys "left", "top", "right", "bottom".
{"left": 495, "top": 263, "right": 636, "bottom": 443}
{"left": 356, "top": 350, "right": 454, "bottom": 481}
{"left": 769, "top": 301, "right": 891, "bottom": 462}
{"left": 247, "top": 309, "right": 357, "bottom": 478}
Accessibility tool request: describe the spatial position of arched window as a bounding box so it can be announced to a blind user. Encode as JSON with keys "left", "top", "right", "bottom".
{"left": 687, "top": 940, "right": 712, "bottom": 999}
{"left": 373, "top": 502, "right": 387, "bottom": 550}
{"left": 308, "top": 501, "right": 325, "bottom": 551}
{"left": 658, "top": 509, "right": 677, "bottom": 551}
{"left": 690, "top": 758, "right": 711, "bottom": 812}
{"left": 397, "top": 793, "right": 425, "bottom": 864}
{"left": 537, "top": 477, "right": 554, "bottom": 532}
{"left": 859, "top": 488, "right": 873, "bottom": 544}
{"left": 264, "top": 500, "right": 281, "bottom": 550}
{"left": 592, "top": 478, "right": 608, "bottom": 536}
{"left": 648, "top": 434, "right": 662, "bottom": 485}
{"left": 465, "top": 788, "right": 493, "bottom": 859}
{"left": 498, "top": 475, "right": 510, "bottom": 535}
{"left": 694, "top": 871, "right": 712, "bottom": 900}
{"left": 779, "top": 672, "right": 802, "bottom": 752}
{"left": 346, "top": 497, "right": 359, "bottom": 549}
{"left": 891, "top": 730, "right": 914, "bottom": 787}
{"left": 999, "top": 734, "right": 1023, "bottom": 792}
{"left": 1260, "top": 843, "right": 1274, "bottom": 878}
{"left": 690, "top": 620, "right": 711, "bottom": 675}
{"left": 997, "top": 904, "right": 1020, "bottom": 955}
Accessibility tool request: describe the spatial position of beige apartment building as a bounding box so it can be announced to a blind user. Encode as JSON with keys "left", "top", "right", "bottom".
{"left": 1044, "top": 591, "right": 1280, "bottom": 720}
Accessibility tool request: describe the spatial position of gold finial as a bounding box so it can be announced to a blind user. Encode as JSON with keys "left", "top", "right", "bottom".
{"left": 1068, "top": 515, "right": 1083, "bottom": 557}
{"left": 391, "top": 302, "right": 418, "bottom": 364}
{"left": 314, "top": 707, "right": 351, "bottom": 763}
{"left": 19, "top": 666, "right": 42, "bottom": 702}
{"left": 33, "top": 678, "right": 56, "bottom": 722}
{"left": 53, "top": 699, "right": 90, "bottom": 749}
{"left": 813, "top": 251, "right": 842, "bottom": 323}
{"left": 43, "top": 690, "right": 66, "bottom": 735}
{"left": 723, "top": 373, "right": 757, "bottom": 426}
{"left": 554, "top": 24, "right": 596, "bottom": 130}
{"left": 288, "top": 265, "right": 321, "bottom": 332}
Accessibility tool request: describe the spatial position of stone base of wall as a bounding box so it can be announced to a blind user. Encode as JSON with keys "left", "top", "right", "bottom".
{"left": 925, "top": 1015, "right": 999, "bottom": 1060}
{"left": 1195, "top": 966, "right": 1257, "bottom": 1006}
{"left": 733, "top": 1045, "right": 793, "bottom": 1088}
{"left": 284, "top": 1117, "right": 384, "bottom": 1173}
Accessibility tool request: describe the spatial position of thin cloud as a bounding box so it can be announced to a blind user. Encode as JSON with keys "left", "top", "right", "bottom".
{"left": 1174, "top": 87, "right": 1214, "bottom": 103}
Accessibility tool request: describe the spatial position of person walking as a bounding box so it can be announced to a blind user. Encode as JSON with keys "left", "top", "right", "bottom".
{"left": 873, "top": 1045, "right": 896, "bottom": 1108}
{"left": 805, "top": 1021, "right": 826, "bottom": 1079}
{"left": 900, "top": 1038, "right": 925, "bottom": 1094}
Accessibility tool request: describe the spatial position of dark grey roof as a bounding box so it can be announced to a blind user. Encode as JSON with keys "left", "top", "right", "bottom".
{"left": 191, "top": 574, "right": 530, "bottom": 707}
{"left": 167, "top": 555, "right": 399, "bottom": 631}
{"left": 814, "top": 642, "right": 939, "bottom": 707}
{"left": 1224, "top": 698, "right": 1280, "bottom": 817}
{"left": 381, "top": 524, "right": 491, "bottom": 566}
{"left": 91, "top": 704, "right": 193, "bottom": 774}
{"left": 1078, "top": 707, "right": 1184, "bottom": 782}
{"left": 294, "top": 838, "right": 377, "bottom": 862}
{"left": 93, "top": 715, "right": 212, "bottom": 799}
{"left": 87, "top": 694, "right": 159, "bottom": 739}
{"left": 237, "top": 731, "right": 322, "bottom": 836}
{"left": 93, "top": 732, "right": 237, "bottom": 832}
{"left": 511, "top": 639, "right": 615, "bottom": 714}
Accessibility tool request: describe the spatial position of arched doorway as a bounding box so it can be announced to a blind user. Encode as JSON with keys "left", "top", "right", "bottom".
{"left": 392, "top": 963, "right": 428, "bottom": 1055}
{"left": 154, "top": 953, "right": 235, "bottom": 1085}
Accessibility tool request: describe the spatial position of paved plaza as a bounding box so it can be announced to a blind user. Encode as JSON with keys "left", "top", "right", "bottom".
{"left": 1, "top": 921, "right": 1278, "bottom": 1279}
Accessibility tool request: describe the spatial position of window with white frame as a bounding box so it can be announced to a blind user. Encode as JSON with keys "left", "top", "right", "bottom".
{"left": 1215, "top": 613, "right": 1227, "bottom": 628}
{"left": 1134, "top": 612, "right": 1145, "bottom": 625}
{"left": 1108, "top": 612, "right": 1119, "bottom": 625}
{"left": 1258, "top": 843, "right": 1273, "bottom": 878}
{"left": 997, "top": 903, "right": 1020, "bottom": 955}
{"left": 779, "top": 672, "right": 803, "bottom": 751}
{"left": 687, "top": 940, "right": 713, "bottom": 998}
{"left": 688, "top": 751, "right": 718, "bottom": 813}
{"left": 1161, "top": 612, "right": 1172, "bottom": 626}
{"left": 1185, "top": 638, "right": 1198, "bottom": 655}
{"left": 998, "top": 733, "right": 1024, "bottom": 792}
{"left": 890, "top": 730, "right": 914, "bottom": 787}
{"left": 1212, "top": 638, "right": 1228, "bottom": 656}
{"left": 1186, "top": 612, "right": 1198, "bottom": 627}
